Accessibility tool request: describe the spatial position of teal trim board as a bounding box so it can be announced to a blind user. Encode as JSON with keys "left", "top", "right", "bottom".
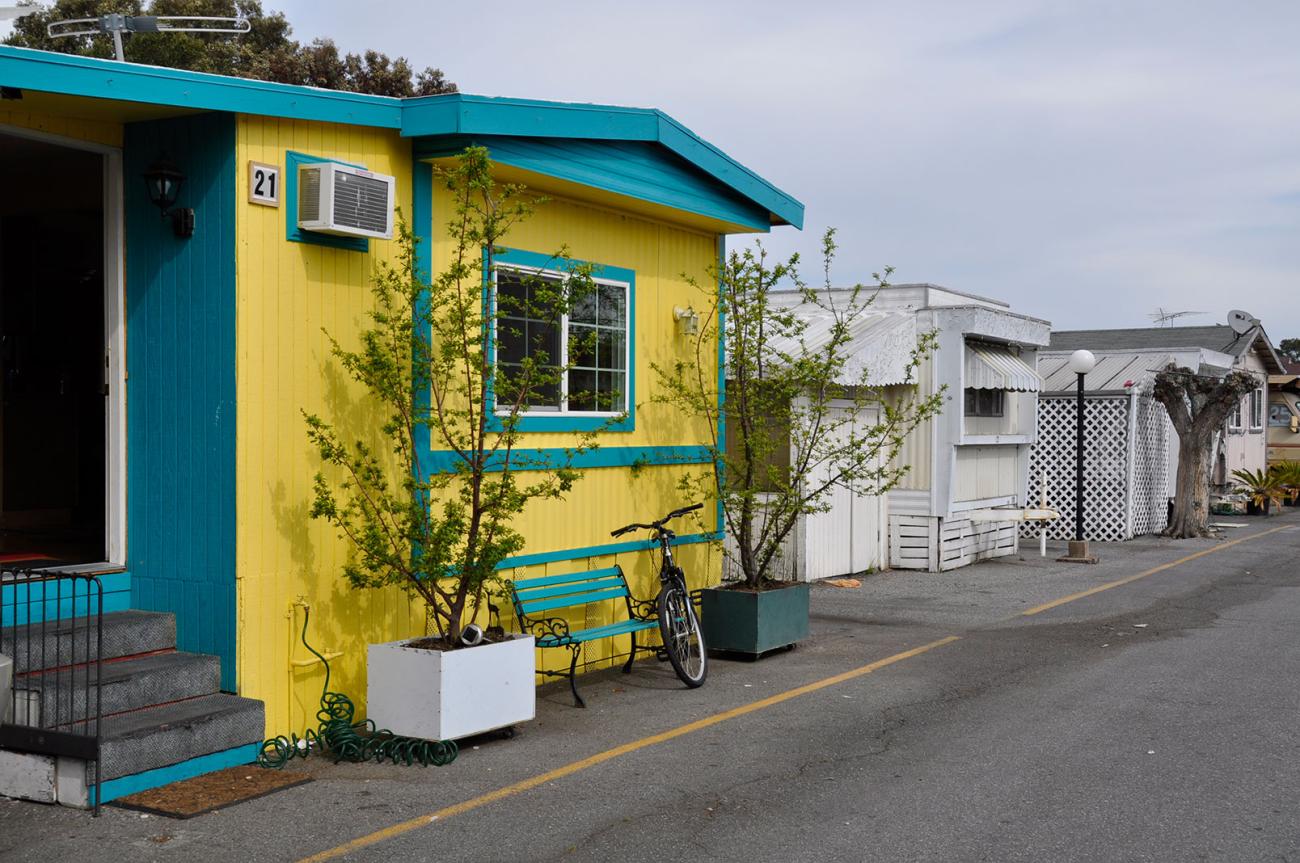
{"left": 0, "top": 48, "right": 802, "bottom": 231}
{"left": 93, "top": 743, "right": 261, "bottom": 805}
{"left": 403, "top": 94, "right": 805, "bottom": 229}
{"left": 417, "top": 136, "right": 769, "bottom": 232}
{"left": 411, "top": 156, "right": 434, "bottom": 484}
{"left": 126, "top": 113, "right": 238, "bottom": 692}
{"left": 424, "top": 445, "right": 710, "bottom": 474}
{"left": 0, "top": 45, "right": 401, "bottom": 128}
{"left": 284, "top": 151, "right": 369, "bottom": 252}
{"left": 486, "top": 247, "right": 636, "bottom": 434}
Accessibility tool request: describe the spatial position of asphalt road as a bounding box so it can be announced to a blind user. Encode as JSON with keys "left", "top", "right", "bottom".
{"left": 3, "top": 517, "right": 1298, "bottom": 862}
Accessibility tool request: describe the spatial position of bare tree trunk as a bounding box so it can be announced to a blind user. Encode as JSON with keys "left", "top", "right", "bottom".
{"left": 1168, "top": 426, "right": 1214, "bottom": 537}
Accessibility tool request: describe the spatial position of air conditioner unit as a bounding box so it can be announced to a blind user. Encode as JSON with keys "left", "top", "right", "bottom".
{"left": 297, "top": 162, "right": 395, "bottom": 240}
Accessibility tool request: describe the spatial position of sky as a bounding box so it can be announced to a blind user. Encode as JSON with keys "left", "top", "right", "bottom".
{"left": 8, "top": 1, "right": 1300, "bottom": 339}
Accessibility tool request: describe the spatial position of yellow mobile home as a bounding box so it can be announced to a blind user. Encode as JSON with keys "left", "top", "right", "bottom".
{"left": 0, "top": 44, "right": 802, "bottom": 805}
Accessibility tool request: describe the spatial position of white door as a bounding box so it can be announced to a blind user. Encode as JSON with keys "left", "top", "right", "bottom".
{"left": 801, "top": 404, "right": 884, "bottom": 579}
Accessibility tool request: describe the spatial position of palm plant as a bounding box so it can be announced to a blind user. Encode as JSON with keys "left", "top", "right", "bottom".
{"left": 1231, "top": 467, "right": 1285, "bottom": 515}
{"left": 1270, "top": 461, "right": 1300, "bottom": 505}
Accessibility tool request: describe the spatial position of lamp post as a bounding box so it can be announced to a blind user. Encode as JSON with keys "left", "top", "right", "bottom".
{"left": 1060, "top": 348, "right": 1098, "bottom": 564}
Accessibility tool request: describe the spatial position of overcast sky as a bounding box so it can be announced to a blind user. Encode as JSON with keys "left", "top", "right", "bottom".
{"left": 12, "top": 1, "right": 1300, "bottom": 338}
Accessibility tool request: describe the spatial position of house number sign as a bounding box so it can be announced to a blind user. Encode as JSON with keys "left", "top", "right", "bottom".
{"left": 248, "top": 161, "right": 281, "bottom": 207}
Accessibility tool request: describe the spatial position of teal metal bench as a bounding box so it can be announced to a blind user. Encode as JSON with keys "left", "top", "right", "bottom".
{"left": 506, "top": 565, "right": 659, "bottom": 708}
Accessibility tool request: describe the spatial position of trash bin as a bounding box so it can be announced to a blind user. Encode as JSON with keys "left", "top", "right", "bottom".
{"left": 0, "top": 653, "right": 11, "bottom": 725}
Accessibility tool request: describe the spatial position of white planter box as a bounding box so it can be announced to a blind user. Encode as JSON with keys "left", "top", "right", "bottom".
{"left": 367, "top": 633, "right": 535, "bottom": 741}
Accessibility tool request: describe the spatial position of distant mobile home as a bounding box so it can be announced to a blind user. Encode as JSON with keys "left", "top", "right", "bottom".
{"left": 769, "top": 284, "right": 1050, "bottom": 576}
{"left": 0, "top": 45, "right": 802, "bottom": 804}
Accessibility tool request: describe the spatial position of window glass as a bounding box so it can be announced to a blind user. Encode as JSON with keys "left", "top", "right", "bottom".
{"left": 494, "top": 266, "right": 628, "bottom": 415}
{"left": 964, "top": 388, "right": 1004, "bottom": 417}
{"left": 1268, "top": 403, "right": 1293, "bottom": 427}
{"left": 1249, "top": 389, "right": 1264, "bottom": 428}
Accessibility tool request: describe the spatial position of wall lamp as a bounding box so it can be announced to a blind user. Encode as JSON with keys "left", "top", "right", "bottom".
{"left": 673, "top": 305, "right": 700, "bottom": 337}
{"left": 142, "top": 154, "right": 195, "bottom": 238}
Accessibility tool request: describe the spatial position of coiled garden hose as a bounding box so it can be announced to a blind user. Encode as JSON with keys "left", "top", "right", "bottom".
{"left": 258, "top": 607, "right": 458, "bottom": 769}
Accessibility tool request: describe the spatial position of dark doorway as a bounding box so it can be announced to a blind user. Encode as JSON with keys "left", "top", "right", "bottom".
{"left": 0, "top": 133, "right": 106, "bottom": 566}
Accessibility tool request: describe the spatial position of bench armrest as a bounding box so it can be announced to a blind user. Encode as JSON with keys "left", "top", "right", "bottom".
{"left": 518, "top": 614, "right": 573, "bottom": 643}
{"left": 628, "top": 595, "right": 658, "bottom": 622}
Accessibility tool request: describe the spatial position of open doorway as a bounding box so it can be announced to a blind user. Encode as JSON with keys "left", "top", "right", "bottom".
{"left": 0, "top": 132, "right": 110, "bottom": 567}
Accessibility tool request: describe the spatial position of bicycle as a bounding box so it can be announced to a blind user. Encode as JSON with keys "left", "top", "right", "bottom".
{"left": 610, "top": 503, "right": 708, "bottom": 688}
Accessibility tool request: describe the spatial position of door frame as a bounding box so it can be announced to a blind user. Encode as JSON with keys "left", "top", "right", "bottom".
{"left": 0, "top": 123, "right": 126, "bottom": 567}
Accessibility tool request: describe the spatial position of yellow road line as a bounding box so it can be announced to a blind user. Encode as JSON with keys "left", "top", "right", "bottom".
{"left": 1021, "top": 525, "right": 1294, "bottom": 616}
{"left": 297, "top": 635, "right": 961, "bottom": 863}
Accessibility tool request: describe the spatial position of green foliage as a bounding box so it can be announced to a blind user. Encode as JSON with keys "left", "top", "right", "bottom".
{"left": 1278, "top": 338, "right": 1300, "bottom": 365}
{"left": 305, "top": 147, "right": 603, "bottom": 644}
{"left": 652, "top": 229, "right": 944, "bottom": 588}
{"left": 5, "top": 0, "right": 455, "bottom": 96}
{"left": 1231, "top": 467, "right": 1284, "bottom": 510}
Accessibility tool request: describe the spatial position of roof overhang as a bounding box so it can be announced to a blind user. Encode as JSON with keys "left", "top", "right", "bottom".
{"left": 0, "top": 46, "right": 804, "bottom": 232}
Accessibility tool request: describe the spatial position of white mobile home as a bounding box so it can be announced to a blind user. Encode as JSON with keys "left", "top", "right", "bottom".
{"left": 774, "top": 284, "right": 1050, "bottom": 576}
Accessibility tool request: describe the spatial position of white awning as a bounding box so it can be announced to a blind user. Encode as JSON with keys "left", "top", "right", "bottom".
{"left": 966, "top": 344, "right": 1040, "bottom": 391}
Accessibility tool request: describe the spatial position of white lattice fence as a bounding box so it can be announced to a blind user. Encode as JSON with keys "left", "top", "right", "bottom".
{"left": 1130, "top": 395, "right": 1170, "bottom": 536}
{"left": 1024, "top": 396, "right": 1130, "bottom": 541}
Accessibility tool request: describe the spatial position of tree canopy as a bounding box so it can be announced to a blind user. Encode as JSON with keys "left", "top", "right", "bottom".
{"left": 4, "top": 0, "right": 455, "bottom": 97}
{"left": 1278, "top": 337, "right": 1300, "bottom": 365}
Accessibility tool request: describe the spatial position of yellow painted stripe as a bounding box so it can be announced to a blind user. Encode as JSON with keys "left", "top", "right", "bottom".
{"left": 1022, "top": 525, "right": 1294, "bottom": 616}
{"left": 297, "top": 635, "right": 961, "bottom": 863}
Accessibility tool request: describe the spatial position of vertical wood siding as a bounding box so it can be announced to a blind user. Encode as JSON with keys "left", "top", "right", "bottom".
{"left": 124, "top": 113, "right": 238, "bottom": 689}
{"left": 235, "top": 130, "right": 723, "bottom": 734}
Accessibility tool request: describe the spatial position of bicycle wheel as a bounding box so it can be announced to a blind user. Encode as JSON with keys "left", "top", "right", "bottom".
{"left": 657, "top": 585, "right": 707, "bottom": 687}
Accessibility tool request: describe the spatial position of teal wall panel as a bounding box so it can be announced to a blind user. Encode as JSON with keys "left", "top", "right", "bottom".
{"left": 124, "top": 113, "right": 238, "bottom": 691}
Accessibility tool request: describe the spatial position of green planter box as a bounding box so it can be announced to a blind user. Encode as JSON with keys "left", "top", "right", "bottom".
{"left": 700, "top": 582, "right": 810, "bottom": 656}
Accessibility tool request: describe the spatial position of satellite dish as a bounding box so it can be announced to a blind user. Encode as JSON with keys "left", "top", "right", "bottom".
{"left": 1227, "top": 309, "right": 1258, "bottom": 335}
{"left": 0, "top": 4, "right": 38, "bottom": 21}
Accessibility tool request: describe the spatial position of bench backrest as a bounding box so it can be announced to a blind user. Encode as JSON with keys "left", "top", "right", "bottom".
{"left": 509, "top": 566, "right": 630, "bottom": 619}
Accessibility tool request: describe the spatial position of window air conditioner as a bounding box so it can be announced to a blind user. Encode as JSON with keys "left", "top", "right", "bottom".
{"left": 297, "top": 162, "right": 395, "bottom": 240}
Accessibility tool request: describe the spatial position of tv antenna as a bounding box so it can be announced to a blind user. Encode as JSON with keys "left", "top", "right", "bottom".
{"left": 0, "top": 3, "right": 38, "bottom": 21}
{"left": 48, "top": 14, "right": 250, "bottom": 63}
{"left": 1149, "top": 308, "right": 1205, "bottom": 327}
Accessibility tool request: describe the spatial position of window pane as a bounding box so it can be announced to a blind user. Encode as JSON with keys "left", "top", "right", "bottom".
{"left": 569, "top": 323, "right": 596, "bottom": 368}
{"left": 568, "top": 368, "right": 597, "bottom": 411}
{"left": 528, "top": 317, "right": 561, "bottom": 367}
{"left": 498, "top": 318, "right": 526, "bottom": 365}
{"left": 598, "top": 330, "right": 625, "bottom": 370}
{"left": 599, "top": 370, "right": 625, "bottom": 412}
{"left": 570, "top": 287, "right": 597, "bottom": 324}
{"left": 1269, "top": 404, "right": 1292, "bottom": 427}
{"left": 496, "top": 270, "right": 527, "bottom": 314}
{"left": 598, "top": 284, "right": 626, "bottom": 326}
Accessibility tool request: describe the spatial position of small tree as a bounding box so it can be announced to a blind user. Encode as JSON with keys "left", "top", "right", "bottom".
{"left": 1154, "top": 364, "right": 1258, "bottom": 537}
{"left": 653, "top": 230, "right": 943, "bottom": 588}
{"left": 306, "top": 148, "right": 600, "bottom": 644}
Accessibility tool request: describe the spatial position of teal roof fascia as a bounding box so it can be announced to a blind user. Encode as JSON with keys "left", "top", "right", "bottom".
{"left": 0, "top": 47, "right": 802, "bottom": 229}
{"left": 403, "top": 94, "right": 804, "bottom": 229}
{"left": 415, "top": 134, "right": 771, "bottom": 232}
{"left": 0, "top": 44, "right": 402, "bottom": 127}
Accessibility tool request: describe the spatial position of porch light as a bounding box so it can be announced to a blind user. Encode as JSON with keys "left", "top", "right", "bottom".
{"left": 142, "top": 155, "right": 195, "bottom": 238}
{"left": 673, "top": 306, "right": 700, "bottom": 337}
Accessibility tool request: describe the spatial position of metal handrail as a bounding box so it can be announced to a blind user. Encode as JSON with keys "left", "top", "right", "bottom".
{"left": 1, "top": 568, "right": 104, "bottom": 815}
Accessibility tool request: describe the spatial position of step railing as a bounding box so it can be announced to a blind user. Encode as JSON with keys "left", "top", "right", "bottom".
{"left": 0, "top": 568, "right": 103, "bottom": 815}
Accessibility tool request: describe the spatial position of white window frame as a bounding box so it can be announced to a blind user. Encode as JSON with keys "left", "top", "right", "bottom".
{"left": 492, "top": 264, "right": 631, "bottom": 418}
{"left": 1229, "top": 398, "right": 1244, "bottom": 431}
{"left": 1249, "top": 388, "right": 1264, "bottom": 431}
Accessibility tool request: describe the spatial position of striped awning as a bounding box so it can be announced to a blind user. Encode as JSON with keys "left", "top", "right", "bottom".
{"left": 965, "top": 344, "right": 1041, "bottom": 391}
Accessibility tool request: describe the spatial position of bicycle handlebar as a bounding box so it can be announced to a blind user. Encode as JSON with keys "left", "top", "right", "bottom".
{"left": 610, "top": 502, "right": 704, "bottom": 537}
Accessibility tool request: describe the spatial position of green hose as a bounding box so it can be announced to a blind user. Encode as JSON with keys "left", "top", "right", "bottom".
{"left": 258, "top": 607, "right": 458, "bottom": 769}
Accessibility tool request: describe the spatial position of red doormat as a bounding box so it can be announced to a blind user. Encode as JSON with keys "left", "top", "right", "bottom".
{"left": 110, "top": 765, "right": 312, "bottom": 819}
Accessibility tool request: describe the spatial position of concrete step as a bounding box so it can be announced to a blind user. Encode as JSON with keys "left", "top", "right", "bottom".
{"left": 1, "top": 610, "right": 175, "bottom": 673}
{"left": 96, "top": 693, "right": 265, "bottom": 782}
{"left": 10, "top": 652, "right": 221, "bottom": 728}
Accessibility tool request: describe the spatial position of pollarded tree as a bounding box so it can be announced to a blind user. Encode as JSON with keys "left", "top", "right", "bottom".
{"left": 1153, "top": 365, "right": 1259, "bottom": 537}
